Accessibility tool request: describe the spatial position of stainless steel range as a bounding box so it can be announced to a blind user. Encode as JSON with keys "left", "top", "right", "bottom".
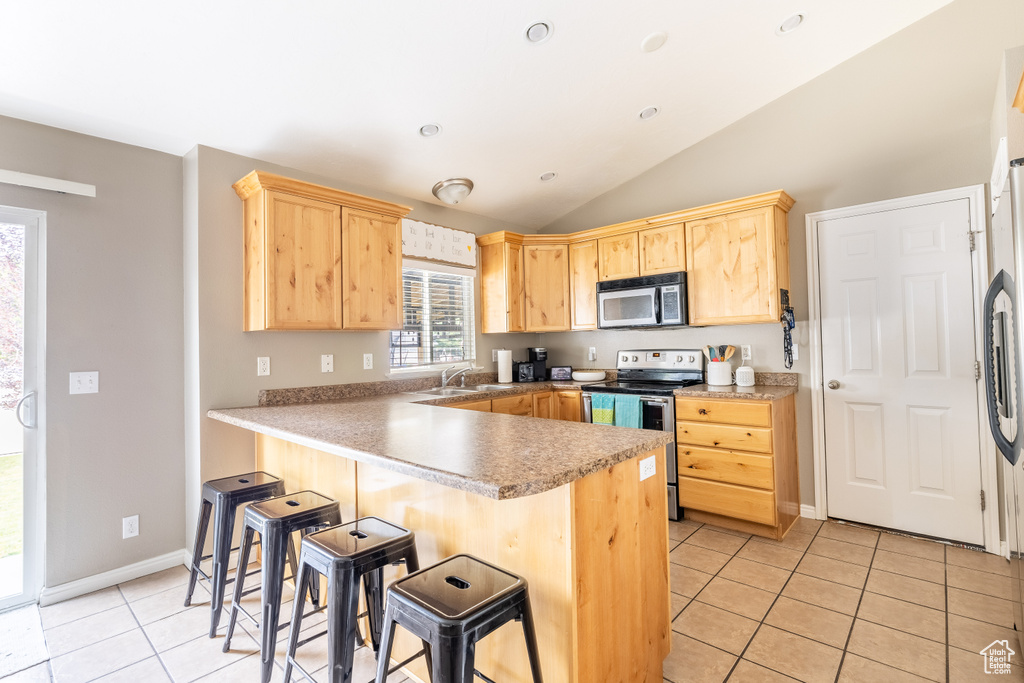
{"left": 581, "top": 349, "right": 704, "bottom": 520}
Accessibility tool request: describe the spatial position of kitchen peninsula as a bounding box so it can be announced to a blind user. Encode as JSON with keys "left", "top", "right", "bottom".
{"left": 209, "top": 386, "right": 674, "bottom": 683}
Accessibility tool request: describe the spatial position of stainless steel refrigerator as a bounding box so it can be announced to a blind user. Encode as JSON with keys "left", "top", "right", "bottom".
{"left": 984, "top": 156, "right": 1024, "bottom": 651}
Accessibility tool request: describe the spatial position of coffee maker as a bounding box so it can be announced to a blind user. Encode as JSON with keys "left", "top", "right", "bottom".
{"left": 528, "top": 347, "right": 547, "bottom": 381}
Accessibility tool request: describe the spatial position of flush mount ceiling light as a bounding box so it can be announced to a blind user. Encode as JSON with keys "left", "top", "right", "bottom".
{"left": 639, "top": 106, "right": 660, "bottom": 120}
{"left": 525, "top": 21, "right": 553, "bottom": 44}
{"left": 776, "top": 12, "right": 805, "bottom": 35}
{"left": 432, "top": 178, "right": 474, "bottom": 205}
{"left": 539, "top": 172, "right": 557, "bottom": 182}
{"left": 419, "top": 123, "right": 442, "bottom": 137}
{"left": 641, "top": 32, "right": 668, "bottom": 53}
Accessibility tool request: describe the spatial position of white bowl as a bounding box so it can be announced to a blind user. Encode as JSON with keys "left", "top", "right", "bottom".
{"left": 572, "top": 371, "right": 606, "bottom": 382}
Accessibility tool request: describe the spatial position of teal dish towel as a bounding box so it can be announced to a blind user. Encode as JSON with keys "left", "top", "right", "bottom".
{"left": 614, "top": 395, "right": 641, "bottom": 428}
{"left": 592, "top": 393, "right": 615, "bottom": 425}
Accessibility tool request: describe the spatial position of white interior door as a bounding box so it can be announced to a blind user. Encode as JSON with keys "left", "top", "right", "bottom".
{"left": 818, "top": 197, "right": 983, "bottom": 544}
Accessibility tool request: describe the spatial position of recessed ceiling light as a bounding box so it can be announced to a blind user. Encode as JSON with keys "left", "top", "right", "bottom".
{"left": 525, "top": 22, "right": 553, "bottom": 44}
{"left": 776, "top": 13, "right": 805, "bottom": 35}
{"left": 539, "top": 172, "right": 557, "bottom": 182}
{"left": 419, "top": 123, "right": 442, "bottom": 137}
{"left": 641, "top": 32, "right": 668, "bottom": 53}
{"left": 639, "top": 106, "right": 660, "bottom": 121}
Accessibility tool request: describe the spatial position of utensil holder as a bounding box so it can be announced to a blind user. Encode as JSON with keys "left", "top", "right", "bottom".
{"left": 707, "top": 361, "right": 734, "bottom": 386}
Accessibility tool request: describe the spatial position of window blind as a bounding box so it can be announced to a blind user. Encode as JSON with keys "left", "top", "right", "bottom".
{"left": 389, "top": 265, "right": 476, "bottom": 369}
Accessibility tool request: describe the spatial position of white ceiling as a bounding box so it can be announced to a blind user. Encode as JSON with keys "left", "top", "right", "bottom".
{"left": 0, "top": 1, "right": 954, "bottom": 229}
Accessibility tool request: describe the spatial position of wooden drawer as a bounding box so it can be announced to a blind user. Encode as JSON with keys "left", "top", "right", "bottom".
{"left": 675, "top": 398, "right": 771, "bottom": 427}
{"left": 678, "top": 446, "right": 773, "bottom": 490}
{"left": 679, "top": 477, "right": 776, "bottom": 526}
{"left": 677, "top": 421, "right": 772, "bottom": 454}
{"left": 492, "top": 394, "right": 533, "bottom": 416}
{"left": 451, "top": 399, "right": 491, "bottom": 412}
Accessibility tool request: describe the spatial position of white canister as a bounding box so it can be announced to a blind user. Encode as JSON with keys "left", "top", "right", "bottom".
{"left": 707, "top": 361, "right": 734, "bottom": 386}
{"left": 735, "top": 366, "right": 755, "bottom": 387}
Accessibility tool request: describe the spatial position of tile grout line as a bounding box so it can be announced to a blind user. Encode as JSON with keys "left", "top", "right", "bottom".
{"left": 116, "top": 584, "right": 174, "bottom": 683}
{"left": 944, "top": 544, "right": 950, "bottom": 683}
{"left": 830, "top": 531, "right": 878, "bottom": 683}
{"left": 719, "top": 520, "right": 827, "bottom": 682}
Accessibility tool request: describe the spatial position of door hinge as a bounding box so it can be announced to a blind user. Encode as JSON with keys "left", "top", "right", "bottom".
{"left": 975, "top": 360, "right": 981, "bottom": 380}
{"left": 981, "top": 489, "right": 987, "bottom": 511}
{"left": 969, "top": 231, "right": 976, "bottom": 252}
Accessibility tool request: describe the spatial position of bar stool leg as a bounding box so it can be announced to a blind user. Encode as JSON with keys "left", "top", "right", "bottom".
{"left": 208, "top": 501, "right": 238, "bottom": 637}
{"left": 433, "top": 636, "right": 474, "bottom": 683}
{"left": 184, "top": 499, "right": 212, "bottom": 608}
{"left": 520, "top": 598, "right": 544, "bottom": 683}
{"left": 222, "top": 525, "right": 255, "bottom": 652}
{"left": 259, "top": 527, "right": 291, "bottom": 683}
{"left": 282, "top": 557, "right": 312, "bottom": 683}
{"left": 326, "top": 566, "right": 360, "bottom": 683}
{"left": 362, "top": 567, "right": 384, "bottom": 653}
{"left": 374, "top": 604, "right": 399, "bottom": 683}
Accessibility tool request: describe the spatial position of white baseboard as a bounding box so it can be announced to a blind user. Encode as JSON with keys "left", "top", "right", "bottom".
{"left": 39, "top": 549, "right": 188, "bottom": 606}
{"left": 800, "top": 504, "right": 819, "bottom": 519}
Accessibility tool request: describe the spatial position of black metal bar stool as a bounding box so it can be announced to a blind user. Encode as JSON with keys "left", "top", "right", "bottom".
{"left": 222, "top": 490, "right": 342, "bottom": 683}
{"left": 282, "top": 516, "right": 424, "bottom": 683}
{"left": 375, "top": 554, "right": 543, "bottom": 683}
{"left": 184, "top": 471, "right": 285, "bottom": 637}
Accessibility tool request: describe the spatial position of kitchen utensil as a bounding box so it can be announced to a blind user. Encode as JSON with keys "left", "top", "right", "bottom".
{"left": 718, "top": 344, "right": 727, "bottom": 359}
{"left": 702, "top": 346, "right": 712, "bottom": 361}
{"left": 572, "top": 370, "right": 607, "bottom": 382}
{"left": 724, "top": 345, "right": 735, "bottom": 361}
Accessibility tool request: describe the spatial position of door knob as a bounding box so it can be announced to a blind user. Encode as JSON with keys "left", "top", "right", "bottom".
{"left": 827, "top": 380, "right": 840, "bottom": 390}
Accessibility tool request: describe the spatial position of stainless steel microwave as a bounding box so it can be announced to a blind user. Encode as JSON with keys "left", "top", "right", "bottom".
{"left": 597, "top": 272, "right": 687, "bottom": 329}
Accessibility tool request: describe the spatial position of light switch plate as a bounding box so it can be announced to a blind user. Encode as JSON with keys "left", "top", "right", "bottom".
{"left": 321, "top": 354, "right": 334, "bottom": 373}
{"left": 69, "top": 371, "right": 99, "bottom": 394}
{"left": 639, "top": 456, "right": 657, "bottom": 481}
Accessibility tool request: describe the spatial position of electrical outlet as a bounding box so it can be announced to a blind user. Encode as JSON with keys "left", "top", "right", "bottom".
{"left": 257, "top": 357, "right": 270, "bottom": 376}
{"left": 639, "top": 456, "right": 657, "bottom": 481}
{"left": 122, "top": 515, "right": 139, "bottom": 539}
{"left": 588, "top": 347, "right": 597, "bottom": 361}
{"left": 321, "top": 354, "right": 334, "bottom": 373}
{"left": 492, "top": 349, "right": 498, "bottom": 362}
{"left": 363, "top": 353, "right": 373, "bottom": 370}
{"left": 69, "top": 371, "right": 99, "bottom": 394}
{"left": 741, "top": 345, "right": 752, "bottom": 361}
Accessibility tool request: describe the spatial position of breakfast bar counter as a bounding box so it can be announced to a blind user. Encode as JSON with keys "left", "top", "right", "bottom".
{"left": 209, "top": 391, "right": 674, "bottom": 683}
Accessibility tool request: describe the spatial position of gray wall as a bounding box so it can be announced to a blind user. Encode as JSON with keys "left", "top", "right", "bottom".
{"left": 539, "top": 0, "right": 1024, "bottom": 507}
{"left": 184, "top": 145, "right": 537, "bottom": 550}
{"left": 0, "top": 115, "right": 185, "bottom": 586}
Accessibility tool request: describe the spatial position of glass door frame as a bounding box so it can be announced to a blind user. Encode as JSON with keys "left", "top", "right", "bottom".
{"left": 0, "top": 205, "right": 45, "bottom": 611}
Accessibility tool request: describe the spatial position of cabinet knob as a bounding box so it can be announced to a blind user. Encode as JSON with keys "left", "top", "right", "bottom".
{"left": 827, "top": 380, "right": 840, "bottom": 390}
{"left": 698, "top": 408, "right": 707, "bottom": 415}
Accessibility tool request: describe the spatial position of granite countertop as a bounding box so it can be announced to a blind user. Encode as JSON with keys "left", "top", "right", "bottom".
{"left": 674, "top": 384, "right": 798, "bottom": 401}
{"left": 208, "top": 389, "right": 673, "bottom": 501}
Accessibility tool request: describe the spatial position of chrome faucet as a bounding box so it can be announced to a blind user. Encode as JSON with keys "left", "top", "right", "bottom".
{"left": 441, "top": 365, "right": 473, "bottom": 388}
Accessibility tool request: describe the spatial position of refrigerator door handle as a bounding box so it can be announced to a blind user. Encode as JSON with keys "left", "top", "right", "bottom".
{"left": 984, "top": 269, "right": 1022, "bottom": 465}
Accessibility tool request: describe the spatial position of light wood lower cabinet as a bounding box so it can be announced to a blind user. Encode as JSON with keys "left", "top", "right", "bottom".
{"left": 555, "top": 390, "right": 581, "bottom": 422}
{"left": 492, "top": 393, "right": 534, "bottom": 416}
{"left": 452, "top": 399, "right": 491, "bottom": 412}
{"left": 447, "top": 389, "right": 581, "bottom": 421}
{"left": 532, "top": 391, "right": 554, "bottom": 419}
{"left": 676, "top": 395, "right": 799, "bottom": 540}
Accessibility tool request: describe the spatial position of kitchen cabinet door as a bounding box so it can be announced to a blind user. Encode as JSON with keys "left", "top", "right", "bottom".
{"left": 569, "top": 240, "right": 598, "bottom": 330}
{"left": 524, "top": 244, "right": 570, "bottom": 332}
{"left": 480, "top": 240, "right": 525, "bottom": 333}
{"left": 492, "top": 394, "right": 533, "bottom": 416}
{"left": 639, "top": 224, "right": 685, "bottom": 276}
{"left": 685, "top": 206, "right": 787, "bottom": 325}
{"left": 555, "top": 390, "right": 581, "bottom": 422}
{"left": 451, "top": 399, "right": 491, "bottom": 412}
{"left": 342, "top": 208, "right": 402, "bottom": 330}
{"left": 532, "top": 391, "right": 554, "bottom": 419}
{"left": 257, "top": 191, "right": 343, "bottom": 330}
{"left": 597, "top": 233, "right": 640, "bottom": 281}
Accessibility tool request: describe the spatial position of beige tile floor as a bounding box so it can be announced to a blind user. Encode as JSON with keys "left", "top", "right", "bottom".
{"left": 664, "top": 518, "right": 1024, "bottom": 683}
{"left": 1, "top": 518, "right": 1021, "bottom": 682}
{"left": 0, "top": 560, "right": 411, "bottom": 683}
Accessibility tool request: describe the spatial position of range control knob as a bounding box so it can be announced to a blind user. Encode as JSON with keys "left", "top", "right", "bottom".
{"left": 675, "top": 355, "right": 683, "bottom": 362}
{"left": 687, "top": 355, "right": 695, "bottom": 363}
{"left": 621, "top": 355, "right": 628, "bottom": 363}
{"left": 631, "top": 355, "right": 639, "bottom": 362}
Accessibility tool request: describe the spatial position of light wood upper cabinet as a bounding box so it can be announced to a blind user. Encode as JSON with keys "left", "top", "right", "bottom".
{"left": 598, "top": 233, "right": 640, "bottom": 281}
{"left": 639, "top": 224, "right": 685, "bottom": 276}
{"left": 569, "top": 240, "right": 598, "bottom": 330}
{"left": 342, "top": 208, "right": 401, "bottom": 330}
{"left": 235, "top": 171, "right": 411, "bottom": 332}
{"left": 523, "top": 244, "right": 570, "bottom": 332}
{"left": 479, "top": 237, "right": 525, "bottom": 333}
{"left": 685, "top": 205, "right": 790, "bottom": 326}
{"left": 251, "top": 190, "right": 343, "bottom": 330}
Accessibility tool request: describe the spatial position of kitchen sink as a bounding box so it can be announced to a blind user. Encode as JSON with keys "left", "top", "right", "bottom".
{"left": 411, "top": 387, "right": 479, "bottom": 396}
{"left": 466, "top": 384, "right": 515, "bottom": 392}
